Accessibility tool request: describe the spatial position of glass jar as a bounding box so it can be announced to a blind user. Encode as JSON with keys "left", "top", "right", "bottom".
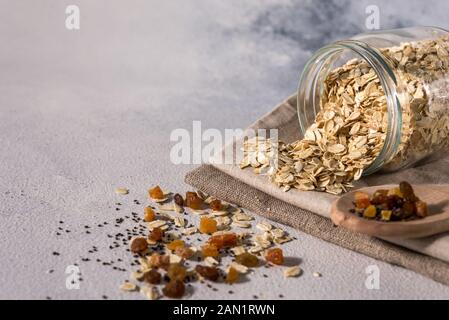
{"left": 297, "top": 26, "right": 449, "bottom": 175}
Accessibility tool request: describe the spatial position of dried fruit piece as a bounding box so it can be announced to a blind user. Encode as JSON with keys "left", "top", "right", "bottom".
{"left": 199, "top": 217, "right": 218, "bottom": 234}
{"left": 399, "top": 181, "right": 418, "bottom": 202}
{"left": 363, "top": 205, "right": 377, "bottom": 219}
{"left": 265, "top": 248, "right": 284, "bottom": 265}
{"left": 185, "top": 191, "right": 203, "bottom": 210}
{"left": 201, "top": 244, "right": 219, "bottom": 258}
{"left": 208, "top": 233, "right": 237, "bottom": 249}
{"left": 387, "top": 187, "right": 403, "bottom": 198}
{"left": 401, "top": 201, "right": 416, "bottom": 218}
{"left": 380, "top": 210, "right": 392, "bottom": 221}
{"left": 175, "top": 246, "right": 194, "bottom": 259}
{"left": 144, "top": 269, "right": 161, "bottom": 284}
{"left": 115, "top": 188, "right": 129, "bottom": 195}
{"left": 148, "top": 253, "right": 170, "bottom": 270}
{"left": 120, "top": 282, "right": 137, "bottom": 291}
{"left": 163, "top": 280, "right": 185, "bottom": 298}
{"left": 149, "top": 185, "right": 164, "bottom": 200}
{"left": 284, "top": 266, "right": 302, "bottom": 278}
{"left": 144, "top": 207, "right": 156, "bottom": 222}
{"left": 167, "top": 264, "right": 187, "bottom": 281}
{"left": 130, "top": 237, "right": 148, "bottom": 253}
{"left": 226, "top": 267, "right": 239, "bottom": 284}
{"left": 235, "top": 252, "right": 259, "bottom": 268}
{"left": 149, "top": 227, "right": 164, "bottom": 242}
{"left": 167, "top": 239, "right": 185, "bottom": 251}
{"left": 174, "top": 193, "right": 184, "bottom": 206}
{"left": 195, "top": 265, "right": 219, "bottom": 281}
{"left": 354, "top": 191, "right": 370, "bottom": 209}
{"left": 416, "top": 200, "right": 428, "bottom": 218}
{"left": 209, "top": 199, "right": 223, "bottom": 211}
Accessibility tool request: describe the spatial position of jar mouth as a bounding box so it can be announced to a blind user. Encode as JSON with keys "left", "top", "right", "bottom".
{"left": 297, "top": 40, "right": 403, "bottom": 176}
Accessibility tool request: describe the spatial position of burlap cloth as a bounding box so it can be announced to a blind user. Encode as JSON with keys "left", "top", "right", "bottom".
{"left": 185, "top": 94, "right": 449, "bottom": 286}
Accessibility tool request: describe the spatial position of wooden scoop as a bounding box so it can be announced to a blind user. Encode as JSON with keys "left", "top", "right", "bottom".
{"left": 331, "top": 184, "right": 449, "bottom": 239}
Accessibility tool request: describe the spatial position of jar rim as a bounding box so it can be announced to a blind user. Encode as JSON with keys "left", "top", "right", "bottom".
{"left": 297, "top": 39, "right": 403, "bottom": 175}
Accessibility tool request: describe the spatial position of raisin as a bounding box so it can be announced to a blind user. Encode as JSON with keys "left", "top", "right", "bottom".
{"left": 149, "top": 186, "right": 164, "bottom": 200}
{"left": 167, "top": 239, "right": 185, "bottom": 251}
{"left": 354, "top": 191, "right": 370, "bottom": 209}
{"left": 195, "top": 265, "right": 219, "bottom": 281}
{"left": 148, "top": 253, "right": 170, "bottom": 270}
{"left": 226, "top": 267, "right": 239, "bottom": 284}
{"left": 235, "top": 252, "right": 259, "bottom": 267}
{"left": 399, "top": 181, "right": 418, "bottom": 201}
{"left": 144, "top": 269, "right": 161, "bottom": 284}
{"left": 415, "top": 201, "right": 428, "bottom": 218}
{"left": 199, "top": 217, "right": 217, "bottom": 234}
{"left": 265, "top": 248, "right": 284, "bottom": 265}
{"left": 144, "top": 207, "right": 155, "bottom": 222}
{"left": 130, "top": 237, "right": 148, "bottom": 253}
{"left": 175, "top": 246, "right": 194, "bottom": 259}
{"left": 209, "top": 199, "right": 223, "bottom": 211}
{"left": 163, "top": 280, "right": 185, "bottom": 298}
{"left": 149, "top": 227, "right": 164, "bottom": 242}
{"left": 385, "top": 195, "right": 404, "bottom": 210}
{"left": 185, "top": 191, "right": 203, "bottom": 210}
{"left": 401, "top": 201, "right": 416, "bottom": 218}
{"left": 201, "top": 244, "right": 219, "bottom": 258}
{"left": 208, "top": 233, "right": 237, "bottom": 249}
{"left": 167, "top": 263, "right": 187, "bottom": 281}
{"left": 174, "top": 193, "right": 184, "bottom": 206}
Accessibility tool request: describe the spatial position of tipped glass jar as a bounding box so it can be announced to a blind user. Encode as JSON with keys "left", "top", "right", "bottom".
{"left": 297, "top": 26, "right": 449, "bottom": 175}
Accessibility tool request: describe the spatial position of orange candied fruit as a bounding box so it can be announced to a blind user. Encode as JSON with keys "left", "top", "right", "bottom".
{"left": 149, "top": 227, "right": 164, "bottom": 242}
{"left": 149, "top": 185, "right": 164, "bottom": 200}
{"left": 144, "top": 207, "right": 156, "bottom": 222}
{"left": 226, "top": 267, "right": 239, "bottom": 284}
{"left": 201, "top": 244, "right": 219, "bottom": 258}
{"left": 185, "top": 191, "right": 203, "bottom": 210}
{"left": 208, "top": 233, "right": 237, "bottom": 249}
{"left": 209, "top": 199, "right": 223, "bottom": 211}
{"left": 167, "top": 239, "right": 185, "bottom": 251}
{"left": 199, "top": 217, "right": 217, "bottom": 234}
{"left": 354, "top": 191, "right": 371, "bottom": 209}
{"left": 265, "top": 248, "right": 284, "bottom": 265}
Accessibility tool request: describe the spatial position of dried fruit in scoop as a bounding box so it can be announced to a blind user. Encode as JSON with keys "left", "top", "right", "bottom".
{"left": 149, "top": 185, "right": 164, "bottom": 200}
{"left": 351, "top": 181, "right": 428, "bottom": 221}
{"left": 174, "top": 193, "right": 184, "bottom": 206}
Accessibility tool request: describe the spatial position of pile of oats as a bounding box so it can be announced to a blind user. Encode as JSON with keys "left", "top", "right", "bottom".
{"left": 241, "top": 36, "right": 449, "bottom": 194}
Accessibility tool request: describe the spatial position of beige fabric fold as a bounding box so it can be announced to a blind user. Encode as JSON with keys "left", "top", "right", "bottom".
{"left": 185, "top": 94, "right": 449, "bottom": 286}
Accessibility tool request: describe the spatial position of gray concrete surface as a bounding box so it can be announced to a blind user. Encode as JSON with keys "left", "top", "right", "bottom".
{"left": 1, "top": 0, "right": 449, "bottom": 299}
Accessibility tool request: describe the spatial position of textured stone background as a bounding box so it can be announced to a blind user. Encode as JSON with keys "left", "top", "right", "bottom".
{"left": 2, "top": 0, "right": 449, "bottom": 299}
